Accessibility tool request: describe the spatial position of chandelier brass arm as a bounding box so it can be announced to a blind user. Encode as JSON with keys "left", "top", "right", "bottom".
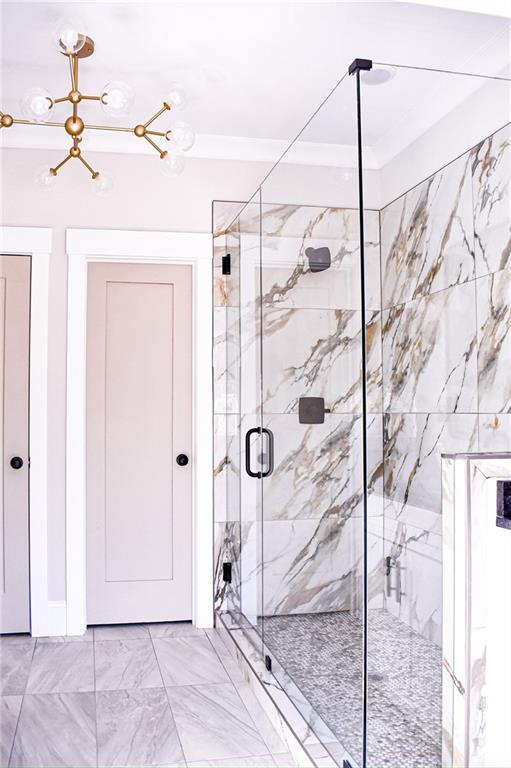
{"left": 0, "top": 30, "right": 193, "bottom": 187}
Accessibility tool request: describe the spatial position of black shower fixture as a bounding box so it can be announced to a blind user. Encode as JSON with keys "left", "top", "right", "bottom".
{"left": 305, "top": 246, "right": 331, "bottom": 272}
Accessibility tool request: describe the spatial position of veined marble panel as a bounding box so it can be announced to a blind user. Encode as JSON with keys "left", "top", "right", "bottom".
{"left": 214, "top": 521, "right": 241, "bottom": 616}
{"left": 213, "top": 305, "right": 242, "bottom": 414}
{"left": 382, "top": 281, "right": 477, "bottom": 413}
{"left": 214, "top": 414, "right": 242, "bottom": 524}
{"left": 261, "top": 307, "right": 381, "bottom": 415}
{"left": 383, "top": 539, "right": 442, "bottom": 646}
{"left": 262, "top": 307, "right": 361, "bottom": 414}
{"left": 383, "top": 413, "right": 478, "bottom": 521}
{"left": 262, "top": 517, "right": 364, "bottom": 615}
{"left": 262, "top": 413, "right": 382, "bottom": 522}
{"left": 472, "top": 123, "right": 511, "bottom": 277}
{"left": 479, "top": 414, "right": 511, "bottom": 450}
{"left": 212, "top": 200, "right": 249, "bottom": 237}
{"left": 476, "top": 267, "right": 511, "bottom": 413}
{"left": 260, "top": 211, "right": 380, "bottom": 312}
{"left": 383, "top": 516, "right": 442, "bottom": 564}
{"left": 381, "top": 152, "right": 475, "bottom": 308}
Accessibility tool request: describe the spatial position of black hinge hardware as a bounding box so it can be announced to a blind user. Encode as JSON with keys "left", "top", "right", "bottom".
{"left": 264, "top": 655, "right": 272, "bottom": 671}
{"left": 222, "top": 562, "right": 232, "bottom": 583}
{"left": 222, "top": 254, "right": 231, "bottom": 275}
{"left": 343, "top": 762, "right": 354, "bottom": 768}
{"left": 348, "top": 58, "right": 373, "bottom": 76}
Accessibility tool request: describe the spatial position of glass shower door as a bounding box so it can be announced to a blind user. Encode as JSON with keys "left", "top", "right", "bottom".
{"left": 237, "top": 190, "right": 264, "bottom": 645}
{"left": 258, "top": 73, "right": 367, "bottom": 765}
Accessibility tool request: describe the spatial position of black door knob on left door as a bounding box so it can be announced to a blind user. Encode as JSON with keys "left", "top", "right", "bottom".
{"left": 10, "top": 456, "right": 23, "bottom": 470}
{"left": 176, "top": 454, "right": 189, "bottom": 466}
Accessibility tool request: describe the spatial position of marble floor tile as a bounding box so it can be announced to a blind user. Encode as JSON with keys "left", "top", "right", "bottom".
{"left": 26, "top": 642, "right": 94, "bottom": 694}
{"left": 95, "top": 639, "right": 162, "bottom": 691}
{"left": 234, "top": 681, "right": 288, "bottom": 754}
{"left": 272, "top": 753, "right": 299, "bottom": 767}
{"left": 0, "top": 695, "right": 22, "bottom": 765}
{"left": 187, "top": 757, "right": 277, "bottom": 767}
{"left": 205, "top": 629, "right": 245, "bottom": 683}
{"left": 36, "top": 629, "right": 94, "bottom": 644}
{"left": 166, "top": 682, "right": 268, "bottom": 762}
{"left": 154, "top": 636, "right": 230, "bottom": 686}
{"left": 10, "top": 692, "right": 96, "bottom": 767}
{"left": 93, "top": 623, "right": 150, "bottom": 640}
{"left": 96, "top": 687, "right": 185, "bottom": 767}
{"left": 147, "top": 621, "right": 204, "bottom": 639}
{"left": 0, "top": 644, "right": 34, "bottom": 695}
{"left": 0, "top": 635, "right": 35, "bottom": 646}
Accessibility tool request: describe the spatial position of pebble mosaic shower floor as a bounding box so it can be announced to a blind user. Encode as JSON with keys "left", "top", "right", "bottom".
{"left": 263, "top": 610, "right": 441, "bottom": 768}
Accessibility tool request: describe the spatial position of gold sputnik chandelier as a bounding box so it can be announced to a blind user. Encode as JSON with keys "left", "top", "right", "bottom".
{"left": 0, "top": 21, "right": 195, "bottom": 192}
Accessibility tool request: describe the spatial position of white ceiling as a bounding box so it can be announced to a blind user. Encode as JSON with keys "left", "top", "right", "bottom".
{"left": 1, "top": 1, "right": 510, "bottom": 166}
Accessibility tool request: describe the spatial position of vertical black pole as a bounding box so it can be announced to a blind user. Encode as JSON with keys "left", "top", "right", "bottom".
{"left": 355, "top": 67, "right": 368, "bottom": 768}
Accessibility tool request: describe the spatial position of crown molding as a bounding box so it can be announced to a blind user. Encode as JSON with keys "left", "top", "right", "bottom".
{"left": 0, "top": 125, "right": 379, "bottom": 169}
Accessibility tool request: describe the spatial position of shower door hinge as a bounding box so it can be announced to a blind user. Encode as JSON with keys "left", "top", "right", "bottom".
{"left": 264, "top": 655, "right": 272, "bottom": 672}
{"left": 222, "top": 562, "right": 232, "bottom": 583}
{"left": 222, "top": 253, "right": 231, "bottom": 275}
{"left": 343, "top": 762, "right": 354, "bottom": 768}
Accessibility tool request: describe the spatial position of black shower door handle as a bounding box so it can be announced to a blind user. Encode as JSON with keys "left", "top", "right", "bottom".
{"left": 245, "top": 427, "right": 274, "bottom": 478}
{"left": 261, "top": 428, "right": 274, "bottom": 478}
{"left": 245, "top": 427, "right": 262, "bottom": 478}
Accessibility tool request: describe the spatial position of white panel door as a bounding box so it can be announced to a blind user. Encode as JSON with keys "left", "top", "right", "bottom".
{"left": 0, "top": 255, "right": 30, "bottom": 634}
{"left": 86, "top": 262, "right": 192, "bottom": 624}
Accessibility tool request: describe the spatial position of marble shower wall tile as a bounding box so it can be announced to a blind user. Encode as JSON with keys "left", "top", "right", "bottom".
{"left": 262, "top": 517, "right": 364, "bottom": 615}
{"left": 262, "top": 414, "right": 360, "bottom": 521}
{"left": 261, "top": 307, "right": 382, "bottom": 416}
{"left": 213, "top": 305, "right": 242, "bottom": 414}
{"left": 476, "top": 266, "right": 511, "bottom": 413}
{"left": 472, "top": 123, "right": 511, "bottom": 277}
{"left": 214, "top": 521, "right": 241, "bottom": 615}
{"left": 260, "top": 208, "right": 381, "bottom": 312}
{"left": 479, "top": 414, "right": 511, "bottom": 450}
{"left": 213, "top": 200, "right": 248, "bottom": 237}
{"left": 214, "top": 414, "right": 241, "bottom": 524}
{"left": 383, "top": 539, "right": 442, "bottom": 646}
{"left": 382, "top": 281, "right": 478, "bottom": 413}
{"left": 383, "top": 413, "right": 478, "bottom": 521}
{"left": 380, "top": 152, "right": 475, "bottom": 308}
{"left": 262, "top": 307, "right": 361, "bottom": 414}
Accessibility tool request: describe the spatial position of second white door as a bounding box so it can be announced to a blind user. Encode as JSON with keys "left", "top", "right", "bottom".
{"left": 86, "top": 261, "right": 193, "bottom": 625}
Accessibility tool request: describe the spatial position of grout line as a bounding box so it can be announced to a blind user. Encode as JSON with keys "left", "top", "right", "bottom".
{"left": 149, "top": 631, "right": 188, "bottom": 765}
{"left": 7, "top": 641, "right": 37, "bottom": 767}
{"left": 204, "top": 630, "right": 274, "bottom": 755}
{"left": 92, "top": 639, "right": 99, "bottom": 768}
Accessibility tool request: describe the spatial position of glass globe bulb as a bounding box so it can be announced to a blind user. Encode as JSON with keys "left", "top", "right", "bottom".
{"left": 165, "top": 121, "right": 195, "bottom": 152}
{"left": 21, "top": 87, "right": 54, "bottom": 122}
{"left": 100, "top": 81, "right": 134, "bottom": 117}
{"left": 165, "top": 82, "right": 186, "bottom": 111}
{"left": 92, "top": 172, "right": 113, "bottom": 197}
{"left": 160, "top": 153, "right": 185, "bottom": 177}
{"left": 53, "top": 18, "right": 86, "bottom": 54}
{"left": 35, "top": 167, "right": 56, "bottom": 192}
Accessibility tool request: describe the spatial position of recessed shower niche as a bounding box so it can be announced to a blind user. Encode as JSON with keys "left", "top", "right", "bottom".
{"left": 213, "top": 60, "right": 511, "bottom": 768}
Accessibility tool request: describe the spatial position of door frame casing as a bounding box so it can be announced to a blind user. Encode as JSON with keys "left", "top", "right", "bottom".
{"left": 66, "top": 228, "right": 213, "bottom": 635}
{"left": 0, "top": 226, "right": 54, "bottom": 636}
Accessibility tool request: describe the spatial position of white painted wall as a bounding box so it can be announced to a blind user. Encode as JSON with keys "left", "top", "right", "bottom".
{"left": 0, "top": 146, "right": 379, "bottom": 603}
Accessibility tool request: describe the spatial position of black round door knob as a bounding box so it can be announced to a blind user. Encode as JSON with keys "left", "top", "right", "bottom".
{"left": 176, "top": 454, "right": 189, "bottom": 467}
{"left": 10, "top": 456, "right": 23, "bottom": 470}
